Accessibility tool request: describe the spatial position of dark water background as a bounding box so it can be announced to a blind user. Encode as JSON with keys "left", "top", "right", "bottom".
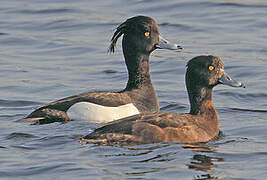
{"left": 0, "top": 0, "right": 267, "bottom": 179}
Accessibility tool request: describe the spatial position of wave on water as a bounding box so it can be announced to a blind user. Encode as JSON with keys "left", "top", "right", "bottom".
{"left": 180, "top": 1, "right": 267, "bottom": 8}
{"left": 6, "top": 132, "right": 37, "bottom": 140}
{"left": 17, "top": 8, "right": 76, "bottom": 15}
{"left": 0, "top": 99, "right": 41, "bottom": 107}
{"left": 160, "top": 103, "right": 187, "bottom": 111}
{"left": 230, "top": 107, "right": 267, "bottom": 113}
{"left": 214, "top": 1, "right": 267, "bottom": 8}
{"left": 217, "top": 91, "right": 267, "bottom": 102}
{"left": 159, "top": 22, "right": 203, "bottom": 32}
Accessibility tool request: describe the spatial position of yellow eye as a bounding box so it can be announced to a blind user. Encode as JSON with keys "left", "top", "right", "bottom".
{"left": 209, "top": 65, "right": 214, "bottom": 71}
{"left": 144, "top": 32, "right": 150, "bottom": 37}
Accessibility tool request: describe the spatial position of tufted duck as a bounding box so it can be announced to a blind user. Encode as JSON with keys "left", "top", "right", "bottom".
{"left": 21, "top": 16, "right": 182, "bottom": 124}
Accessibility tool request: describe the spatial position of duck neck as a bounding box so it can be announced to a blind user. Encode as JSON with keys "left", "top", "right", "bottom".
{"left": 124, "top": 52, "right": 152, "bottom": 90}
{"left": 187, "top": 85, "right": 217, "bottom": 117}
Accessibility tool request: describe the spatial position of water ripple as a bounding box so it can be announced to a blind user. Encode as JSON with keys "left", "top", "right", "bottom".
{"left": 230, "top": 107, "right": 267, "bottom": 113}
{"left": 1, "top": 0, "right": 267, "bottom": 179}
{"left": 0, "top": 32, "right": 8, "bottom": 35}
{"left": 217, "top": 92, "right": 267, "bottom": 101}
{"left": 159, "top": 22, "right": 202, "bottom": 32}
{"left": 0, "top": 99, "right": 40, "bottom": 107}
{"left": 18, "top": 8, "right": 76, "bottom": 15}
{"left": 6, "top": 132, "right": 37, "bottom": 140}
{"left": 1, "top": 164, "right": 72, "bottom": 177}
{"left": 215, "top": 2, "right": 267, "bottom": 8}
{"left": 160, "top": 103, "right": 187, "bottom": 111}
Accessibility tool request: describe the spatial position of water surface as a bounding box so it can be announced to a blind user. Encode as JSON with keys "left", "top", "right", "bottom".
{"left": 1, "top": 0, "right": 267, "bottom": 179}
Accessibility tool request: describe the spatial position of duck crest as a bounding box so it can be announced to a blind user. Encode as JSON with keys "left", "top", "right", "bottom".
{"left": 108, "top": 16, "right": 156, "bottom": 53}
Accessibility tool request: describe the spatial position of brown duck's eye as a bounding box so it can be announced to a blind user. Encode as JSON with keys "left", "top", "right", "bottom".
{"left": 208, "top": 65, "right": 214, "bottom": 71}
{"left": 144, "top": 31, "right": 150, "bottom": 37}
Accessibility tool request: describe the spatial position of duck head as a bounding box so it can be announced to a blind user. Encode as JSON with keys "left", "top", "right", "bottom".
{"left": 186, "top": 55, "right": 245, "bottom": 89}
{"left": 108, "top": 15, "right": 182, "bottom": 55}
{"left": 186, "top": 55, "right": 245, "bottom": 114}
{"left": 109, "top": 16, "right": 182, "bottom": 90}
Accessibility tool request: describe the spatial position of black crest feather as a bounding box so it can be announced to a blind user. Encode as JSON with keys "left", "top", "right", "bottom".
{"left": 108, "top": 16, "right": 152, "bottom": 53}
{"left": 108, "top": 22, "right": 127, "bottom": 53}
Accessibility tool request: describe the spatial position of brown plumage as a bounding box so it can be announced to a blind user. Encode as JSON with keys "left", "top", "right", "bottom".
{"left": 81, "top": 55, "right": 245, "bottom": 146}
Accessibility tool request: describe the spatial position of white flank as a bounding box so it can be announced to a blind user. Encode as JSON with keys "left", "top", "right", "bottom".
{"left": 67, "top": 102, "right": 140, "bottom": 123}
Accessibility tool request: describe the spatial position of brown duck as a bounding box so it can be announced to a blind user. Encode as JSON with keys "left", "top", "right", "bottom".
{"left": 21, "top": 16, "right": 181, "bottom": 124}
{"left": 81, "top": 55, "right": 245, "bottom": 146}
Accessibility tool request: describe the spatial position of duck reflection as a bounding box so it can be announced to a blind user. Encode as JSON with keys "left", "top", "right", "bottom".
{"left": 100, "top": 142, "right": 224, "bottom": 179}
{"left": 183, "top": 143, "right": 224, "bottom": 180}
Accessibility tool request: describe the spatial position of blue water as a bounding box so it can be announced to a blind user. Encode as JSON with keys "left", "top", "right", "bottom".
{"left": 1, "top": 0, "right": 267, "bottom": 179}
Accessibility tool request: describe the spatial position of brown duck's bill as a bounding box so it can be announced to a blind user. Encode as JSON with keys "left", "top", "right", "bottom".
{"left": 219, "top": 72, "right": 245, "bottom": 88}
{"left": 155, "top": 35, "right": 183, "bottom": 50}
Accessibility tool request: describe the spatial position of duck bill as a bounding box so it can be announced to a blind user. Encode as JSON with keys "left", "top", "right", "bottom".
{"left": 155, "top": 35, "right": 183, "bottom": 50}
{"left": 218, "top": 72, "right": 245, "bottom": 88}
